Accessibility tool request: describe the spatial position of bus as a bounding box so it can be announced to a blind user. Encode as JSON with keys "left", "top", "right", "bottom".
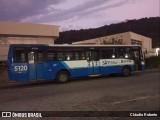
{"left": 8, "top": 44, "right": 145, "bottom": 83}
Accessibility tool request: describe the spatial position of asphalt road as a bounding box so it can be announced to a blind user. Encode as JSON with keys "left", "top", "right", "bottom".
{"left": 0, "top": 70, "right": 159, "bottom": 119}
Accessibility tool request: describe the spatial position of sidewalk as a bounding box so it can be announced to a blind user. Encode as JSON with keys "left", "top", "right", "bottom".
{"left": 143, "top": 69, "right": 160, "bottom": 73}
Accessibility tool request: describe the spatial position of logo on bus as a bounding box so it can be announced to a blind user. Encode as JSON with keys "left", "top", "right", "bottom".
{"left": 102, "top": 60, "right": 118, "bottom": 65}
{"left": 14, "top": 65, "right": 28, "bottom": 72}
{"left": 102, "top": 61, "right": 110, "bottom": 65}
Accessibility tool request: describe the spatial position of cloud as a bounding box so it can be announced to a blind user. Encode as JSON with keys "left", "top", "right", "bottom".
{"left": 21, "top": 0, "right": 108, "bottom": 22}
{"left": 21, "top": 0, "right": 130, "bottom": 23}
{"left": 0, "top": 0, "right": 64, "bottom": 21}
{"left": 0, "top": 0, "right": 130, "bottom": 23}
{"left": 1, "top": 0, "right": 157, "bottom": 31}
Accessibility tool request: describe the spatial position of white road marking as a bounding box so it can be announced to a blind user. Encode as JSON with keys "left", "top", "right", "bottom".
{"left": 111, "top": 95, "right": 159, "bottom": 105}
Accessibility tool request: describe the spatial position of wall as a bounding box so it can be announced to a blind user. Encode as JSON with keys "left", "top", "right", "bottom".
{"left": 130, "top": 32, "right": 152, "bottom": 52}
{"left": 0, "top": 37, "right": 55, "bottom": 61}
{"left": 105, "top": 32, "right": 131, "bottom": 44}
{"left": 72, "top": 32, "right": 131, "bottom": 45}
{"left": 37, "top": 37, "right": 54, "bottom": 44}
{"left": 0, "top": 45, "right": 9, "bottom": 61}
{"left": 0, "top": 22, "right": 59, "bottom": 61}
{"left": 0, "top": 22, "right": 59, "bottom": 37}
{"left": 72, "top": 32, "right": 153, "bottom": 55}
{"left": 4, "top": 37, "right": 55, "bottom": 44}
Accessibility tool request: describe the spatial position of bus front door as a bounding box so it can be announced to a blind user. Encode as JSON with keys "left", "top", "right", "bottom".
{"left": 86, "top": 51, "right": 100, "bottom": 75}
{"left": 36, "top": 50, "right": 45, "bottom": 79}
{"left": 28, "top": 50, "right": 45, "bottom": 80}
{"left": 28, "top": 51, "right": 36, "bottom": 80}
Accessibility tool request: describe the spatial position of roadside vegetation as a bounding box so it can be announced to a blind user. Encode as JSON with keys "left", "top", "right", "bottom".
{"left": 145, "top": 56, "right": 160, "bottom": 69}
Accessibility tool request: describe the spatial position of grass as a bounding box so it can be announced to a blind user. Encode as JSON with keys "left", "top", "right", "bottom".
{"left": 145, "top": 56, "right": 160, "bottom": 69}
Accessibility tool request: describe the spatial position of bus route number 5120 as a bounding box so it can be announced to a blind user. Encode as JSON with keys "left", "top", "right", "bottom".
{"left": 14, "top": 65, "right": 28, "bottom": 72}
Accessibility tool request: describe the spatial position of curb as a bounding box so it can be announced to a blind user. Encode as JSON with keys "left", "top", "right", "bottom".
{"left": 144, "top": 69, "right": 160, "bottom": 73}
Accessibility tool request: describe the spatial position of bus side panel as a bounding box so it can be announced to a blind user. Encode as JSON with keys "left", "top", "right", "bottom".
{"left": 93, "top": 66, "right": 100, "bottom": 74}
{"left": 100, "top": 66, "right": 121, "bottom": 75}
{"left": 63, "top": 60, "right": 88, "bottom": 77}
{"left": 14, "top": 63, "right": 29, "bottom": 81}
{"left": 100, "top": 59, "right": 135, "bottom": 75}
{"left": 8, "top": 63, "right": 15, "bottom": 80}
{"left": 37, "top": 63, "right": 45, "bottom": 79}
{"left": 100, "top": 59, "right": 120, "bottom": 75}
{"left": 70, "top": 68, "right": 88, "bottom": 77}
{"left": 8, "top": 46, "right": 14, "bottom": 80}
{"left": 141, "top": 61, "right": 145, "bottom": 71}
{"left": 45, "top": 62, "right": 56, "bottom": 80}
{"left": 87, "top": 66, "right": 94, "bottom": 75}
{"left": 28, "top": 64, "right": 36, "bottom": 80}
{"left": 44, "top": 61, "right": 69, "bottom": 80}
{"left": 44, "top": 61, "right": 89, "bottom": 80}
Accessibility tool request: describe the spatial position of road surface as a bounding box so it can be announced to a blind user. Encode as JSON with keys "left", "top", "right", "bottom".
{"left": 0, "top": 70, "right": 159, "bottom": 119}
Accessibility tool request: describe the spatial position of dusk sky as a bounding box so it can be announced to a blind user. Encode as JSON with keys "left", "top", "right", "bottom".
{"left": 0, "top": 0, "right": 159, "bottom": 31}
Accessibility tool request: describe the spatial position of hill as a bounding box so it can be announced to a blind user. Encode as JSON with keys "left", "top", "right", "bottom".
{"left": 55, "top": 17, "right": 160, "bottom": 48}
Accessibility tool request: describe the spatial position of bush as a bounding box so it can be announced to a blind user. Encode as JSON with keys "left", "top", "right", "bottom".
{"left": 145, "top": 56, "right": 160, "bottom": 69}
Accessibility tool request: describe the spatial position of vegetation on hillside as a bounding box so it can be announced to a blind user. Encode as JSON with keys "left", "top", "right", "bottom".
{"left": 145, "top": 56, "right": 160, "bottom": 69}
{"left": 56, "top": 17, "right": 160, "bottom": 48}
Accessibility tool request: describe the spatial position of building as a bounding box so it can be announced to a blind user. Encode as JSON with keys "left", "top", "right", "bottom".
{"left": 72, "top": 32, "right": 153, "bottom": 57}
{"left": 0, "top": 21, "right": 59, "bottom": 62}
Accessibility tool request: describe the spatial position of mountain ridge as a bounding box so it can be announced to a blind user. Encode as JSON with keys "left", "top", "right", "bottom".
{"left": 55, "top": 17, "right": 160, "bottom": 48}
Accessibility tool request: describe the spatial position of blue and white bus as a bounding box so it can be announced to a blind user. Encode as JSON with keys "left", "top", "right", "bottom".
{"left": 8, "top": 44, "right": 145, "bottom": 83}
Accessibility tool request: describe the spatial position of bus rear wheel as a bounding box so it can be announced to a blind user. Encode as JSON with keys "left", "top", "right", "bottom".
{"left": 56, "top": 71, "right": 69, "bottom": 83}
{"left": 122, "top": 67, "right": 131, "bottom": 77}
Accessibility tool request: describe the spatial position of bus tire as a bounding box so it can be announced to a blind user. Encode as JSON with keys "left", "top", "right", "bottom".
{"left": 122, "top": 66, "right": 131, "bottom": 77}
{"left": 56, "top": 70, "right": 69, "bottom": 83}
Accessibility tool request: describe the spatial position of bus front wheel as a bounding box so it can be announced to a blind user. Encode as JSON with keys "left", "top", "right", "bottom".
{"left": 56, "top": 71, "right": 69, "bottom": 83}
{"left": 122, "top": 67, "right": 131, "bottom": 77}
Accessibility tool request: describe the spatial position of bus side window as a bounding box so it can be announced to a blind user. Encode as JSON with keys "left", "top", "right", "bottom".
{"left": 117, "top": 47, "right": 133, "bottom": 59}
{"left": 92, "top": 51, "right": 99, "bottom": 61}
{"left": 74, "top": 52, "right": 80, "bottom": 60}
{"left": 37, "top": 51, "right": 44, "bottom": 63}
{"left": 74, "top": 51, "right": 85, "bottom": 60}
{"left": 101, "top": 48, "right": 116, "bottom": 59}
{"left": 81, "top": 52, "right": 85, "bottom": 60}
{"left": 86, "top": 51, "right": 91, "bottom": 60}
{"left": 57, "top": 52, "right": 63, "bottom": 61}
{"left": 46, "top": 52, "right": 56, "bottom": 61}
{"left": 124, "top": 48, "right": 133, "bottom": 59}
{"left": 117, "top": 48, "right": 124, "bottom": 58}
{"left": 65, "top": 52, "right": 73, "bottom": 61}
{"left": 46, "top": 48, "right": 56, "bottom": 61}
{"left": 14, "top": 49, "right": 26, "bottom": 63}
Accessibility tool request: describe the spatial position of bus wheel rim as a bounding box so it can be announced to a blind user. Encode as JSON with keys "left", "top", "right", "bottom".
{"left": 124, "top": 69, "right": 129, "bottom": 75}
{"left": 59, "top": 73, "right": 67, "bottom": 81}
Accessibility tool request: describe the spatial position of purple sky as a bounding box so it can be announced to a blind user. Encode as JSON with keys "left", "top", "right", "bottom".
{"left": 0, "top": 0, "right": 159, "bottom": 31}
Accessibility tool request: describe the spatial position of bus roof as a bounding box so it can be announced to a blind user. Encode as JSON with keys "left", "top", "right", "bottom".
{"left": 49, "top": 44, "right": 141, "bottom": 47}
{"left": 9, "top": 44, "right": 141, "bottom": 48}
